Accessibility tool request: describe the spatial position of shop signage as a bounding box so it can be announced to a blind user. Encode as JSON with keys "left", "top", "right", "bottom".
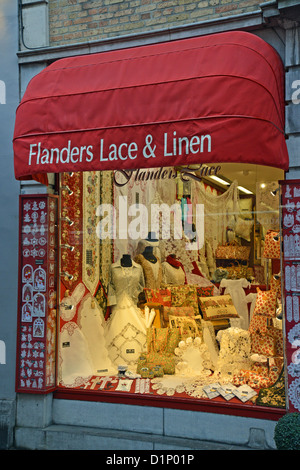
{"left": 27, "top": 131, "right": 212, "bottom": 169}
{"left": 113, "top": 164, "right": 222, "bottom": 187}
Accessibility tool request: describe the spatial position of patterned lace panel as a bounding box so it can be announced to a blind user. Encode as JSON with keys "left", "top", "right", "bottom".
{"left": 192, "top": 179, "right": 240, "bottom": 254}
{"left": 256, "top": 181, "right": 280, "bottom": 230}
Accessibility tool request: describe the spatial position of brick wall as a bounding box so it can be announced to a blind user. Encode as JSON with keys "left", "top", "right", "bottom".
{"left": 49, "top": 0, "right": 260, "bottom": 46}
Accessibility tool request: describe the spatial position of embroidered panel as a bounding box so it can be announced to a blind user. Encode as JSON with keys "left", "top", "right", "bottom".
{"left": 60, "top": 172, "right": 83, "bottom": 291}
{"left": 82, "top": 171, "right": 100, "bottom": 295}
{"left": 281, "top": 181, "right": 300, "bottom": 412}
{"left": 95, "top": 171, "right": 114, "bottom": 312}
{"left": 17, "top": 195, "right": 58, "bottom": 393}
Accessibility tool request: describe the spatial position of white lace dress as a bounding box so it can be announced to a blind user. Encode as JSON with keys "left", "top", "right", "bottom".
{"left": 105, "top": 293, "right": 147, "bottom": 369}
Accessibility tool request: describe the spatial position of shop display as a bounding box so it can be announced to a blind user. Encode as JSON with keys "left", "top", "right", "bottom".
{"left": 50, "top": 165, "right": 288, "bottom": 411}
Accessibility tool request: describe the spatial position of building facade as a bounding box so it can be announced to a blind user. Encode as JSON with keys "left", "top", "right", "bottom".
{"left": 0, "top": 0, "right": 20, "bottom": 451}
{"left": 1, "top": 0, "right": 300, "bottom": 450}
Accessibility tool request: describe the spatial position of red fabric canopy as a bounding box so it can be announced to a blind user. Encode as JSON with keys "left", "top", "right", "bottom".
{"left": 13, "top": 31, "right": 289, "bottom": 182}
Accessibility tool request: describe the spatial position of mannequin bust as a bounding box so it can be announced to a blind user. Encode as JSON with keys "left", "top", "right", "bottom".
{"left": 162, "top": 253, "right": 186, "bottom": 285}
{"left": 167, "top": 253, "right": 179, "bottom": 267}
{"left": 134, "top": 246, "right": 161, "bottom": 288}
{"left": 142, "top": 246, "right": 157, "bottom": 264}
{"left": 120, "top": 254, "right": 132, "bottom": 267}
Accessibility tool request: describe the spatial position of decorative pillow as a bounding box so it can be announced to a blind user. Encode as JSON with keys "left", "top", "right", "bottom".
{"left": 144, "top": 288, "right": 172, "bottom": 306}
{"left": 169, "top": 285, "right": 199, "bottom": 316}
{"left": 161, "top": 306, "right": 194, "bottom": 328}
{"left": 247, "top": 371, "right": 272, "bottom": 389}
{"left": 270, "top": 275, "right": 281, "bottom": 298}
{"left": 186, "top": 273, "right": 220, "bottom": 295}
{"left": 198, "top": 294, "right": 239, "bottom": 321}
{"left": 168, "top": 315, "right": 202, "bottom": 339}
{"left": 249, "top": 313, "right": 270, "bottom": 336}
{"left": 252, "top": 288, "right": 277, "bottom": 318}
{"left": 250, "top": 333, "right": 276, "bottom": 356}
{"left": 196, "top": 285, "right": 214, "bottom": 298}
{"left": 251, "top": 361, "right": 269, "bottom": 378}
{"left": 263, "top": 231, "right": 280, "bottom": 259}
{"left": 269, "top": 327, "right": 283, "bottom": 356}
{"left": 269, "top": 357, "right": 283, "bottom": 384}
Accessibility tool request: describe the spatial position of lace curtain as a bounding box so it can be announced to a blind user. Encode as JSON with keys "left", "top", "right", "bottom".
{"left": 192, "top": 179, "right": 240, "bottom": 255}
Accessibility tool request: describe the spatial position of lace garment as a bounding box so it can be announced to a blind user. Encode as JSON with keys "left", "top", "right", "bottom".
{"left": 162, "top": 262, "right": 186, "bottom": 285}
{"left": 107, "top": 260, "right": 145, "bottom": 306}
{"left": 105, "top": 293, "right": 147, "bottom": 368}
{"left": 220, "top": 278, "right": 250, "bottom": 329}
{"left": 134, "top": 254, "right": 162, "bottom": 289}
{"left": 215, "top": 327, "right": 252, "bottom": 380}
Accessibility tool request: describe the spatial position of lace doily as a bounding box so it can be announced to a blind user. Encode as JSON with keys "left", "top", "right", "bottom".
{"left": 174, "top": 336, "right": 213, "bottom": 376}
{"left": 151, "top": 375, "right": 190, "bottom": 396}
{"left": 150, "top": 371, "right": 232, "bottom": 399}
{"left": 150, "top": 336, "right": 217, "bottom": 398}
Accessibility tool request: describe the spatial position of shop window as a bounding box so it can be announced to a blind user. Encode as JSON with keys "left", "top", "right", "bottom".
{"left": 56, "top": 164, "right": 286, "bottom": 410}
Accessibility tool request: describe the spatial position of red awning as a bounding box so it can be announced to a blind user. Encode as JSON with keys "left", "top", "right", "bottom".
{"left": 13, "top": 31, "right": 289, "bottom": 182}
